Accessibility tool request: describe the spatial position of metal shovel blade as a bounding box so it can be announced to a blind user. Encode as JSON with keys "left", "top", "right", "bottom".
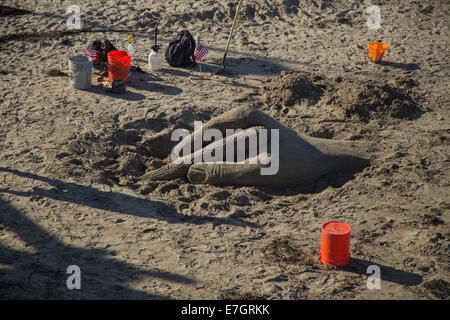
{"left": 214, "top": 65, "right": 225, "bottom": 75}
{"left": 214, "top": 53, "right": 228, "bottom": 75}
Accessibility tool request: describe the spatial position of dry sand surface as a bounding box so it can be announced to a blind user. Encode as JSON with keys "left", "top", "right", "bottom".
{"left": 0, "top": 0, "right": 449, "bottom": 299}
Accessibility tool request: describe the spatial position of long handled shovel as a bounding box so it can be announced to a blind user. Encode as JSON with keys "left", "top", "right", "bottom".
{"left": 214, "top": 0, "right": 245, "bottom": 75}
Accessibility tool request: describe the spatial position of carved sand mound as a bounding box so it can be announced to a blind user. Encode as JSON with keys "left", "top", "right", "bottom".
{"left": 260, "top": 70, "right": 422, "bottom": 121}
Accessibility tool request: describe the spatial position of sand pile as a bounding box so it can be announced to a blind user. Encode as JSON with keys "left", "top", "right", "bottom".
{"left": 326, "top": 76, "right": 421, "bottom": 120}
{"left": 260, "top": 71, "right": 323, "bottom": 107}
{"left": 260, "top": 70, "right": 422, "bottom": 121}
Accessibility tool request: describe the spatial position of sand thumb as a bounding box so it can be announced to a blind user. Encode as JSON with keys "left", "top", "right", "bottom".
{"left": 187, "top": 163, "right": 264, "bottom": 185}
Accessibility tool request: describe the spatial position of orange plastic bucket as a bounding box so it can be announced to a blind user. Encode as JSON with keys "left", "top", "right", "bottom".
{"left": 319, "top": 221, "right": 351, "bottom": 266}
{"left": 107, "top": 50, "right": 131, "bottom": 83}
{"left": 367, "top": 42, "right": 389, "bottom": 63}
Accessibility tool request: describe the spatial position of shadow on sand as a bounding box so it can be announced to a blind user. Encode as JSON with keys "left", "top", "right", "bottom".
{"left": 129, "top": 78, "right": 183, "bottom": 96}
{"left": 205, "top": 57, "right": 285, "bottom": 78}
{"left": 339, "top": 258, "right": 422, "bottom": 286}
{"left": 88, "top": 84, "right": 147, "bottom": 101}
{"left": 0, "top": 197, "right": 196, "bottom": 299}
{"left": 0, "top": 168, "right": 260, "bottom": 229}
{"left": 0, "top": 167, "right": 261, "bottom": 299}
{"left": 380, "top": 61, "right": 420, "bottom": 71}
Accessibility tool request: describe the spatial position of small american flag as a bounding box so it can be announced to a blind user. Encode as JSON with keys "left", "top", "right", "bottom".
{"left": 193, "top": 41, "right": 208, "bottom": 64}
{"left": 84, "top": 44, "right": 98, "bottom": 62}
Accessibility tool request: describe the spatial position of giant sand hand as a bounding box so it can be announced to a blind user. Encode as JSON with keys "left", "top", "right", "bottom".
{"left": 144, "top": 106, "right": 370, "bottom": 186}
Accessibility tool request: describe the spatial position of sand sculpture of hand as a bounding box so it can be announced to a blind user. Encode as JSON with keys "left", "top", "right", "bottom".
{"left": 144, "top": 106, "right": 370, "bottom": 186}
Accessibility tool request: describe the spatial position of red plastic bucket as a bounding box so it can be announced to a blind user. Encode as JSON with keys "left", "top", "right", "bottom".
{"left": 319, "top": 221, "right": 351, "bottom": 266}
{"left": 107, "top": 51, "right": 131, "bottom": 83}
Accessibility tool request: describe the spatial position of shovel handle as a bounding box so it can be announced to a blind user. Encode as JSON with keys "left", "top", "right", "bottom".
{"left": 222, "top": 0, "right": 245, "bottom": 58}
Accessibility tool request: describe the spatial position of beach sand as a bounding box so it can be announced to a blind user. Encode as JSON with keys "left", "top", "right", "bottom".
{"left": 0, "top": 0, "right": 449, "bottom": 299}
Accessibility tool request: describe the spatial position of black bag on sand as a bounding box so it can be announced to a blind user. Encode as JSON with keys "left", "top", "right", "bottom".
{"left": 165, "top": 30, "right": 196, "bottom": 67}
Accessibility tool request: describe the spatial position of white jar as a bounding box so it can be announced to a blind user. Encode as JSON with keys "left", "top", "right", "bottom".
{"left": 149, "top": 50, "right": 163, "bottom": 71}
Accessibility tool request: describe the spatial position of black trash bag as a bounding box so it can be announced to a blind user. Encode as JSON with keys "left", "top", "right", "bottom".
{"left": 165, "top": 30, "right": 196, "bottom": 67}
{"left": 103, "top": 39, "right": 117, "bottom": 55}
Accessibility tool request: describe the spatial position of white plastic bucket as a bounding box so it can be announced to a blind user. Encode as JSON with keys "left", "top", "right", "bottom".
{"left": 149, "top": 50, "right": 163, "bottom": 71}
{"left": 68, "top": 55, "right": 92, "bottom": 89}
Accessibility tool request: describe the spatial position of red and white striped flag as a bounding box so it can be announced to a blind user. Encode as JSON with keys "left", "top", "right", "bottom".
{"left": 193, "top": 41, "right": 208, "bottom": 64}
{"left": 84, "top": 44, "right": 98, "bottom": 62}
